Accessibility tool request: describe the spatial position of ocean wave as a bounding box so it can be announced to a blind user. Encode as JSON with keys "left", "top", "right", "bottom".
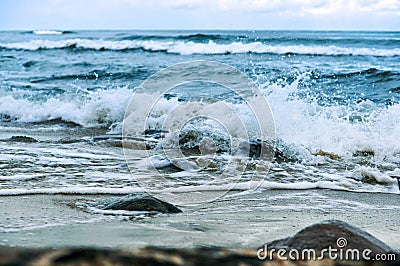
{"left": 317, "top": 67, "right": 399, "bottom": 79}
{"left": 120, "top": 33, "right": 233, "bottom": 41}
{"left": 1, "top": 39, "right": 399, "bottom": 56}
{"left": 0, "top": 187, "right": 143, "bottom": 196}
{"left": 30, "top": 30, "right": 74, "bottom": 35}
{"left": 29, "top": 68, "right": 149, "bottom": 83}
{"left": 0, "top": 178, "right": 397, "bottom": 196}
{"left": 0, "top": 87, "right": 132, "bottom": 127}
{"left": 1, "top": 75, "right": 400, "bottom": 167}
{"left": 264, "top": 76, "right": 400, "bottom": 166}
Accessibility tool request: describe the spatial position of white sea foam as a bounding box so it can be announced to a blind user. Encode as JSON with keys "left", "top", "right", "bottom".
{"left": 351, "top": 166, "right": 395, "bottom": 184}
{"left": 262, "top": 75, "right": 400, "bottom": 166}
{"left": 0, "top": 174, "right": 42, "bottom": 181}
{"left": 2, "top": 177, "right": 396, "bottom": 196}
{"left": 0, "top": 187, "right": 144, "bottom": 196}
{"left": 1, "top": 39, "right": 399, "bottom": 56}
{"left": 33, "top": 30, "right": 63, "bottom": 35}
{"left": 0, "top": 87, "right": 131, "bottom": 127}
{"left": 2, "top": 74, "right": 400, "bottom": 168}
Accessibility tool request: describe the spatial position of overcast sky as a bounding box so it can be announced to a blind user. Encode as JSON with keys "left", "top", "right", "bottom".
{"left": 1, "top": 0, "right": 399, "bottom": 30}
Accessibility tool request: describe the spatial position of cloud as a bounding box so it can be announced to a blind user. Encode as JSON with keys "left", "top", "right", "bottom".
{"left": 1, "top": 0, "right": 399, "bottom": 30}
{"left": 359, "top": 0, "right": 400, "bottom": 14}
{"left": 157, "top": 0, "right": 400, "bottom": 15}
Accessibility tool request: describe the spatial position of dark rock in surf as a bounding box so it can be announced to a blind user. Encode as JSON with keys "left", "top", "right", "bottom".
{"left": 32, "top": 118, "right": 81, "bottom": 127}
{"left": 353, "top": 150, "right": 375, "bottom": 157}
{"left": 237, "top": 139, "right": 262, "bottom": 159}
{"left": 274, "top": 139, "right": 300, "bottom": 163}
{"left": 0, "top": 113, "right": 15, "bottom": 122}
{"left": 97, "top": 193, "right": 182, "bottom": 213}
{"left": 248, "top": 139, "right": 265, "bottom": 159}
{"left": 9, "top": 135, "right": 38, "bottom": 143}
{"left": 265, "top": 220, "right": 394, "bottom": 258}
{"left": 57, "top": 137, "right": 82, "bottom": 144}
{"left": 143, "top": 129, "right": 168, "bottom": 139}
{"left": 237, "top": 139, "right": 275, "bottom": 160}
{"left": 22, "top": 60, "right": 36, "bottom": 68}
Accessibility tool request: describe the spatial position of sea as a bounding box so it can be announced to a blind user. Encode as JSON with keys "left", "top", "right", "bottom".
{"left": 0, "top": 30, "right": 399, "bottom": 235}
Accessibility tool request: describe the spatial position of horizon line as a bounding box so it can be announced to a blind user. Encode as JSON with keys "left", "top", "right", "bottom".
{"left": 1, "top": 28, "right": 399, "bottom": 32}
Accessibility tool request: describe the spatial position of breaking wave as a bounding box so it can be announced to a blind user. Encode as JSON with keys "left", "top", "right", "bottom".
{"left": 1, "top": 75, "right": 400, "bottom": 167}
{"left": 1, "top": 39, "right": 399, "bottom": 56}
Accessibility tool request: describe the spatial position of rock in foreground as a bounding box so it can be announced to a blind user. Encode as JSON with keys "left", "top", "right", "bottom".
{"left": 0, "top": 246, "right": 397, "bottom": 266}
{"left": 95, "top": 193, "right": 182, "bottom": 214}
{"left": 0, "top": 220, "right": 398, "bottom": 265}
{"left": 266, "top": 220, "right": 394, "bottom": 257}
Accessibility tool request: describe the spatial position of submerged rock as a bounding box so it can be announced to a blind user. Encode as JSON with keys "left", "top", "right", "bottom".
{"left": 22, "top": 60, "right": 36, "bottom": 68}
{"left": 96, "top": 193, "right": 182, "bottom": 213}
{"left": 9, "top": 135, "right": 38, "bottom": 143}
{"left": 266, "top": 220, "right": 393, "bottom": 257}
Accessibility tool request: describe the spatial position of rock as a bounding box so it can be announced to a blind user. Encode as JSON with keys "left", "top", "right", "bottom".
{"left": 265, "top": 220, "right": 394, "bottom": 258}
{"left": 0, "top": 247, "right": 264, "bottom": 266}
{"left": 0, "top": 113, "right": 14, "bottom": 122}
{"left": 57, "top": 137, "right": 82, "bottom": 144}
{"left": 237, "top": 140, "right": 262, "bottom": 159}
{"left": 96, "top": 193, "right": 182, "bottom": 213}
{"left": 9, "top": 135, "right": 38, "bottom": 143}
{"left": 274, "top": 140, "right": 300, "bottom": 163}
{"left": 353, "top": 150, "right": 375, "bottom": 157}
{"left": 235, "top": 139, "right": 275, "bottom": 160}
{"left": 22, "top": 60, "right": 36, "bottom": 68}
{"left": 32, "top": 118, "right": 81, "bottom": 127}
{"left": 143, "top": 129, "right": 168, "bottom": 139}
{"left": 0, "top": 246, "right": 396, "bottom": 266}
{"left": 313, "top": 149, "right": 341, "bottom": 160}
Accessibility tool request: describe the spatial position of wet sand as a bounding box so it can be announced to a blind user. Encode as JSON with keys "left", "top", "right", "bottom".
{"left": 0, "top": 189, "right": 399, "bottom": 252}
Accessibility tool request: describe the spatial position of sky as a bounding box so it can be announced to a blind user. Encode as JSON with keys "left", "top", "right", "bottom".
{"left": 1, "top": 0, "right": 399, "bottom": 30}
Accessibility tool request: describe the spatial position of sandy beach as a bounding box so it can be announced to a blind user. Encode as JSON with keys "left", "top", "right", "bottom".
{"left": 1, "top": 189, "right": 398, "bottom": 252}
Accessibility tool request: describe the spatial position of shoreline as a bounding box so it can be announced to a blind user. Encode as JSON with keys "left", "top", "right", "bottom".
{"left": 1, "top": 189, "right": 399, "bottom": 252}
{"left": 1, "top": 186, "right": 399, "bottom": 196}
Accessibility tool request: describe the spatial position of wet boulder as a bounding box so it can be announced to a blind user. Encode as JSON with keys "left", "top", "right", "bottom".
{"left": 9, "top": 135, "right": 38, "bottom": 143}
{"left": 96, "top": 193, "right": 182, "bottom": 213}
{"left": 265, "top": 220, "right": 393, "bottom": 258}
